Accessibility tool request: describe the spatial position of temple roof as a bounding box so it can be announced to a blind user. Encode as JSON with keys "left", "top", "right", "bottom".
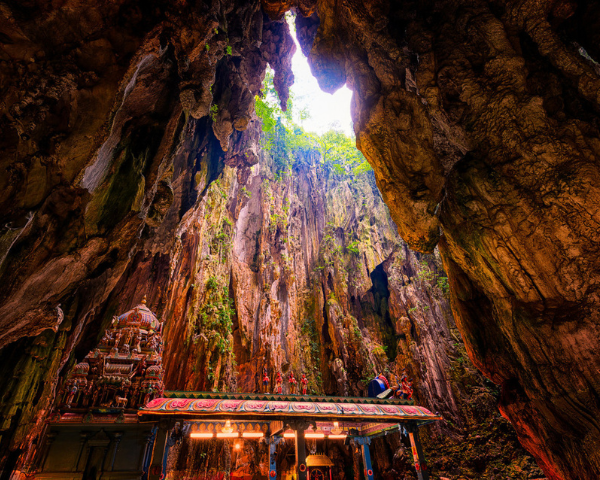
{"left": 139, "top": 392, "right": 441, "bottom": 425}
{"left": 116, "top": 297, "right": 160, "bottom": 331}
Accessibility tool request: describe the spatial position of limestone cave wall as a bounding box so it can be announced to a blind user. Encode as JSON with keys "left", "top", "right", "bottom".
{"left": 127, "top": 146, "right": 544, "bottom": 479}
{"left": 1, "top": 0, "right": 600, "bottom": 479}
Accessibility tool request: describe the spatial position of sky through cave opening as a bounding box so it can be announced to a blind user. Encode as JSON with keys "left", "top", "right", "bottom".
{"left": 286, "top": 14, "right": 354, "bottom": 136}
{"left": 255, "top": 13, "right": 371, "bottom": 179}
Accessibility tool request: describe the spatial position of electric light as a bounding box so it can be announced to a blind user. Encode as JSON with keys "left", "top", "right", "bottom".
{"left": 222, "top": 420, "right": 234, "bottom": 434}
{"left": 331, "top": 421, "right": 342, "bottom": 435}
{"left": 216, "top": 432, "right": 239, "bottom": 438}
{"left": 304, "top": 433, "right": 325, "bottom": 439}
{"left": 242, "top": 432, "right": 264, "bottom": 438}
{"left": 327, "top": 435, "right": 347, "bottom": 440}
{"left": 283, "top": 432, "right": 295, "bottom": 438}
{"left": 190, "top": 433, "right": 214, "bottom": 439}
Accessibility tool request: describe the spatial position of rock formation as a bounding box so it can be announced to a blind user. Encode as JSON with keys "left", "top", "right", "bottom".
{"left": 305, "top": 1, "right": 600, "bottom": 478}
{"left": 1, "top": 0, "right": 599, "bottom": 478}
{"left": 127, "top": 145, "right": 545, "bottom": 479}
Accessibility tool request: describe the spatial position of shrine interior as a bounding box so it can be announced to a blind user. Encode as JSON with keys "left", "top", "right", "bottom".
{"left": 1, "top": 1, "right": 600, "bottom": 480}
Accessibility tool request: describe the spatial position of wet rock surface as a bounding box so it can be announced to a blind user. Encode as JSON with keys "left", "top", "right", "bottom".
{"left": 1, "top": 1, "right": 599, "bottom": 479}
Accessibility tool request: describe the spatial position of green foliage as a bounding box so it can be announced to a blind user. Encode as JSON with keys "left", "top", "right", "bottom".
{"left": 437, "top": 275, "right": 450, "bottom": 295}
{"left": 372, "top": 345, "right": 388, "bottom": 360}
{"left": 254, "top": 71, "right": 372, "bottom": 177}
{"left": 226, "top": 45, "right": 232, "bottom": 55}
{"left": 207, "top": 276, "right": 219, "bottom": 289}
{"left": 346, "top": 240, "right": 360, "bottom": 255}
{"left": 316, "top": 129, "right": 371, "bottom": 175}
{"left": 417, "top": 260, "right": 436, "bottom": 283}
{"left": 301, "top": 317, "right": 321, "bottom": 366}
{"left": 210, "top": 104, "right": 218, "bottom": 122}
{"left": 241, "top": 186, "right": 251, "bottom": 198}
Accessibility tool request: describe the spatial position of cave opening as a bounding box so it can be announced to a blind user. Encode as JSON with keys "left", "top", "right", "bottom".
{"left": 368, "top": 262, "right": 398, "bottom": 360}
{"left": 286, "top": 13, "right": 354, "bottom": 136}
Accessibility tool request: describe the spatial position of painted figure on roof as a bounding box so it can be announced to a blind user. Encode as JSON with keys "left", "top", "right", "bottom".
{"left": 275, "top": 371, "right": 283, "bottom": 394}
{"left": 400, "top": 374, "right": 414, "bottom": 400}
{"left": 289, "top": 372, "right": 298, "bottom": 394}
{"left": 301, "top": 373, "right": 308, "bottom": 395}
{"left": 262, "top": 368, "right": 270, "bottom": 393}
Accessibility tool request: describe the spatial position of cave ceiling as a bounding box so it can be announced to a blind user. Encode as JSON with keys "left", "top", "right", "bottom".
{"left": 1, "top": 0, "right": 600, "bottom": 479}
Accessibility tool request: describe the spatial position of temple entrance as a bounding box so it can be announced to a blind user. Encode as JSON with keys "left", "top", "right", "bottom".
{"left": 139, "top": 391, "right": 440, "bottom": 480}
{"left": 306, "top": 454, "right": 333, "bottom": 480}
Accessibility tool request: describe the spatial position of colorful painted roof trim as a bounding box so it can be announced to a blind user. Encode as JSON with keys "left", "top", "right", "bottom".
{"left": 139, "top": 397, "right": 441, "bottom": 423}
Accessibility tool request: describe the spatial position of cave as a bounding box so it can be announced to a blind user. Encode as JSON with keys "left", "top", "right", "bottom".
{"left": 367, "top": 262, "right": 398, "bottom": 359}
{"left": 1, "top": 0, "right": 600, "bottom": 479}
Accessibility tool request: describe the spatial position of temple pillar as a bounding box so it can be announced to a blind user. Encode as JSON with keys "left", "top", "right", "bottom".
{"left": 148, "top": 421, "right": 170, "bottom": 480}
{"left": 354, "top": 437, "right": 374, "bottom": 480}
{"left": 269, "top": 437, "right": 277, "bottom": 479}
{"left": 267, "top": 435, "right": 284, "bottom": 479}
{"left": 286, "top": 421, "right": 309, "bottom": 480}
{"left": 110, "top": 432, "right": 123, "bottom": 471}
{"left": 295, "top": 428, "right": 307, "bottom": 480}
{"left": 407, "top": 423, "right": 430, "bottom": 480}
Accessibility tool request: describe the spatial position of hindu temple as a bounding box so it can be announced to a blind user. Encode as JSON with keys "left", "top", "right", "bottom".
{"left": 1, "top": 0, "right": 599, "bottom": 479}
{"left": 22, "top": 298, "right": 441, "bottom": 480}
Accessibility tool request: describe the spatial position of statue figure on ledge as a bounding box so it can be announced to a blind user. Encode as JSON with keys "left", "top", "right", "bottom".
{"left": 132, "top": 330, "right": 142, "bottom": 354}
{"left": 400, "top": 374, "right": 413, "bottom": 400}
{"left": 288, "top": 372, "right": 298, "bottom": 394}
{"left": 275, "top": 372, "right": 283, "bottom": 394}
{"left": 113, "top": 330, "right": 123, "bottom": 348}
{"left": 65, "top": 385, "right": 78, "bottom": 408}
{"left": 82, "top": 380, "right": 95, "bottom": 407}
{"left": 377, "top": 372, "right": 390, "bottom": 389}
{"left": 143, "top": 387, "right": 154, "bottom": 406}
{"left": 123, "top": 328, "right": 134, "bottom": 348}
{"left": 100, "top": 330, "right": 113, "bottom": 346}
{"left": 114, "top": 395, "right": 128, "bottom": 408}
{"left": 301, "top": 373, "right": 308, "bottom": 395}
{"left": 262, "top": 368, "right": 270, "bottom": 393}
